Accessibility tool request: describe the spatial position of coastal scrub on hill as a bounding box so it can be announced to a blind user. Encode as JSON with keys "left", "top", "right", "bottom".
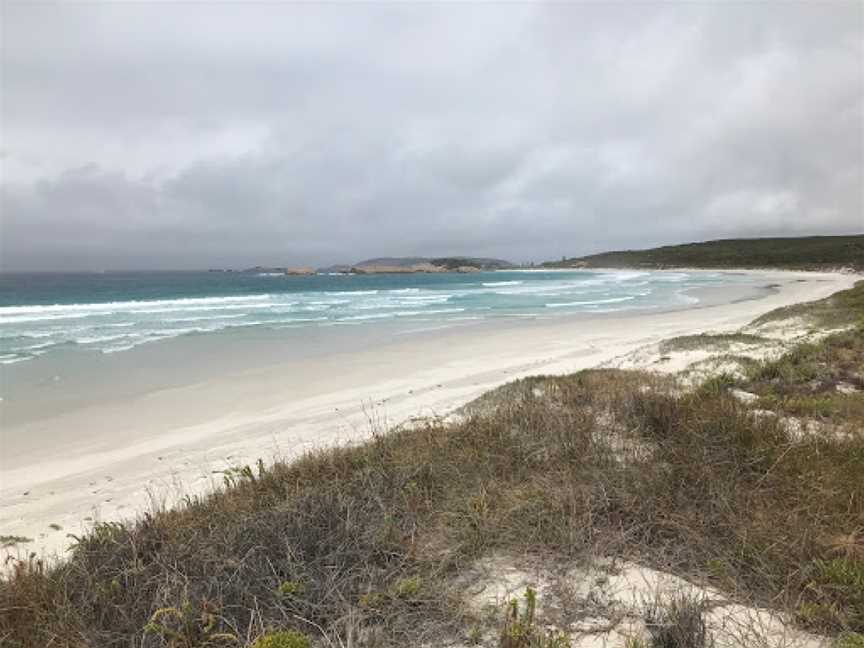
{"left": 1, "top": 282, "right": 863, "bottom": 648}
{"left": 547, "top": 235, "right": 864, "bottom": 272}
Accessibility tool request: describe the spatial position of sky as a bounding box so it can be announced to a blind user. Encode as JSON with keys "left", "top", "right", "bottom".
{"left": 1, "top": 2, "right": 862, "bottom": 271}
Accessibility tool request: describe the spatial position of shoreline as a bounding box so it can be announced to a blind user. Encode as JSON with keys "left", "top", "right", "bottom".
{"left": 0, "top": 268, "right": 858, "bottom": 560}
{"left": 0, "top": 268, "right": 773, "bottom": 428}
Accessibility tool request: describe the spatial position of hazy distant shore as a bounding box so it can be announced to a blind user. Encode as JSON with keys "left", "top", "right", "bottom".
{"left": 0, "top": 268, "right": 857, "bottom": 559}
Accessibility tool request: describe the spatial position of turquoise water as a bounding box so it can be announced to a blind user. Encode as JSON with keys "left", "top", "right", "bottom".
{"left": 0, "top": 269, "right": 755, "bottom": 365}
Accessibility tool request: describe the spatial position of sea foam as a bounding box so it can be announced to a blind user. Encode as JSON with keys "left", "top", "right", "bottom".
{"left": 0, "top": 270, "right": 743, "bottom": 363}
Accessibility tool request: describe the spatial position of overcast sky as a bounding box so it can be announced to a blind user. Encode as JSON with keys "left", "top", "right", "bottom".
{"left": 2, "top": 2, "right": 862, "bottom": 271}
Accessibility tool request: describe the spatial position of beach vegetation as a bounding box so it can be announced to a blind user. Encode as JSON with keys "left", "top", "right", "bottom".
{"left": 751, "top": 279, "right": 864, "bottom": 328}
{"left": 467, "top": 624, "right": 484, "bottom": 644}
{"left": 499, "top": 587, "right": 568, "bottom": 648}
{"left": 623, "top": 639, "right": 649, "bottom": 648}
{"left": 143, "top": 599, "right": 239, "bottom": 647}
{"left": 659, "top": 333, "right": 768, "bottom": 354}
{"left": 249, "top": 631, "right": 309, "bottom": 648}
{"left": 275, "top": 580, "right": 304, "bottom": 599}
{"left": 0, "top": 536, "right": 33, "bottom": 548}
{"left": 644, "top": 594, "right": 710, "bottom": 648}
{"left": 739, "top": 327, "right": 864, "bottom": 427}
{"left": 836, "top": 633, "right": 864, "bottom": 648}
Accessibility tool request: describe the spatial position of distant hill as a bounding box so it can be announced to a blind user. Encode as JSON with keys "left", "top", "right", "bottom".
{"left": 318, "top": 256, "right": 515, "bottom": 273}
{"left": 545, "top": 235, "right": 864, "bottom": 271}
{"left": 353, "top": 257, "right": 430, "bottom": 268}
{"left": 429, "top": 256, "right": 516, "bottom": 271}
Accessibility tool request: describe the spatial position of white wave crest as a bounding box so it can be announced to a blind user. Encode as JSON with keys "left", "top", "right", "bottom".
{"left": 393, "top": 308, "right": 465, "bottom": 317}
{"left": 75, "top": 333, "right": 140, "bottom": 345}
{"left": 162, "top": 314, "right": 248, "bottom": 323}
{"left": 0, "top": 354, "right": 30, "bottom": 364}
{"left": 0, "top": 312, "right": 101, "bottom": 324}
{"left": 545, "top": 296, "right": 635, "bottom": 308}
{"left": 398, "top": 294, "right": 452, "bottom": 302}
{"left": 0, "top": 294, "right": 272, "bottom": 316}
{"left": 337, "top": 313, "right": 395, "bottom": 321}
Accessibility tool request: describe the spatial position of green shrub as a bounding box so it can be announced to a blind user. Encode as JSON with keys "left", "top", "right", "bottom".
{"left": 276, "top": 581, "right": 305, "bottom": 598}
{"left": 391, "top": 575, "right": 422, "bottom": 599}
{"left": 143, "top": 599, "right": 238, "bottom": 646}
{"left": 499, "top": 587, "right": 568, "bottom": 648}
{"left": 251, "top": 630, "right": 310, "bottom": 648}
{"left": 802, "top": 559, "right": 864, "bottom": 631}
{"left": 837, "top": 633, "right": 864, "bottom": 648}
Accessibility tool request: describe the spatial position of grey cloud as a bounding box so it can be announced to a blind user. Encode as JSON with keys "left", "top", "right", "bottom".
{"left": 1, "top": 2, "right": 861, "bottom": 271}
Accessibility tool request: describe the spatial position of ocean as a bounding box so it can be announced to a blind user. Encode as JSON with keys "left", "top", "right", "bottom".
{"left": 0, "top": 269, "right": 760, "bottom": 366}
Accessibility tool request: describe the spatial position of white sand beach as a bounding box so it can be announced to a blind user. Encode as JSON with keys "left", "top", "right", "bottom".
{"left": 0, "top": 269, "right": 858, "bottom": 559}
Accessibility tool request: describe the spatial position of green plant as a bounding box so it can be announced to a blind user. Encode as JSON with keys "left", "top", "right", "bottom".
{"left": 837, "top": 633, "right": 864, "bottom": 648}
{"left": 660, "top": 333, "right": 768, "bottom": 354}
{"left": 251, "top": 630, "right": 310, "bottom": 648}
{"left": 276, "top": 580, "right": 305, "bottom": 598}
{"left": 499, "top": 587, "right": 568, "bottom": 648}
{"left": 391, "top": 575, "right": 422, "bottom": 599}
{"left": 694, "top": 372, "right": 737, "bottom": 398}
{"left": 801, "top": 558, "right": 864, "bottom": 631}
{"left": 143, "top": 598, "right": 238, "bottom": 647}
{"left": 623, "top": 638, "right": 649, "bottom": 648}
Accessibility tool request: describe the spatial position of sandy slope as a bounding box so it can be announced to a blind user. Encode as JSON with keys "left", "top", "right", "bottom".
{"left": 0, "top": 269, "right": 858, "bottom": 560}
{"left": 456, "top": 553, "right": 828, "bottom": 648}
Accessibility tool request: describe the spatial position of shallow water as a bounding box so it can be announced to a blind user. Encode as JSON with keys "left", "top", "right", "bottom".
{"left": 0, "top": 269, "right": 760, "bottom": 365}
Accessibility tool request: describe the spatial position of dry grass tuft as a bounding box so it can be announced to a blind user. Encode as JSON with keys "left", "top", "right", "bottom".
{"left": 644, "top": 594, "right": 711, "bottom": 648}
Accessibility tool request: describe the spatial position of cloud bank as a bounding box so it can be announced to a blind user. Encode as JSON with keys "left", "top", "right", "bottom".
{"left": 2, "top": 2, "right": 862, "bottom": 270}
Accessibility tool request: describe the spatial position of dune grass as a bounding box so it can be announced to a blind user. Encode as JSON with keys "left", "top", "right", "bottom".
{"left": 739, "top": 321, "right": 864, "bottom": 427}
{"left": 751, "top": 279, "right": 864, "bottom": 329}
{"left": 0, "top": 537, "right": 32, "bottom": 550}
{"left": 658, "top": 333, "right": 769, "bottom": 354}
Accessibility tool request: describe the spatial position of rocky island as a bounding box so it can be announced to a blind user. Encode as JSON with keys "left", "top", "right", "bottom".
{"left": 237, "top": 256, "right": 517, "bottom": 275}
{"left": 319, "top": 256, "right": 515, "bottom": 274}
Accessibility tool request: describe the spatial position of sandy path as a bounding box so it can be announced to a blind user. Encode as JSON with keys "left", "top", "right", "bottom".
{"left": 0, "top": 269, "right": 857, "bottom": 560}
